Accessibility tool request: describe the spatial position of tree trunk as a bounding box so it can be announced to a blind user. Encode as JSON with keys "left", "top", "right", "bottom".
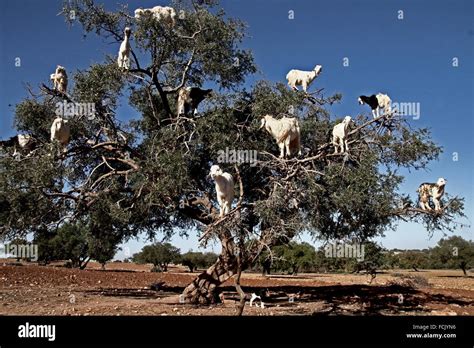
{"left": 234, "top": 245, "right": 246, "bottom": 316}
{"left": 262, "top": 259, "right": 271, "bottom": 276}
{"left": 182, "top": 212, "right": 264, "bottom": 305}
{"left": 234, "top": 268, "right": 246, "bottom": 316}
{"left": 182, "top": 256, "right": 239, "bottom": 304}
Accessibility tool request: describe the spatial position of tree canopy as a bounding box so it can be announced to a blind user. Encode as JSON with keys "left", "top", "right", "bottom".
{"left": 133, "top": 242, "right": 181, "bottom": 272}
{"left": 0, "top": 0, "right": 467, "bottom": 306}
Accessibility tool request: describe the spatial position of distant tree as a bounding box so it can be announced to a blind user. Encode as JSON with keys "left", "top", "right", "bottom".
{"left": 34, "top": 221, "right": 121, "bottom": 269}
{"left": 430, "top": 236, "right": 474, "bottom": 275}
{"left": 258, "top": 252, "right": 272, "bottom": 275}
{"left": 312, "top": 249, "right": 332, "bottom": 273}
{"left": 181, "top": 251, "right": 218, "bottom": 272}
{"left": 88, "top": 231, "right": 120, "bottom": 270}
{"left": 381, "top": 250, "right": 400, "bottom": 269}
{"left": 133, "top": 242, "right": 180, "bottom": 272}
{"left": 203, "top": 252, "right": 219, "bottom": 268}
{"left": 35, "top": 229, "right": 56, "bottom": 265}
{"left": 347, "top": 241, "right": 384, "bottom": 274}
{"left": 273, "top": 242, "right": 317, "bottom": 275}
{"left": 181, "top": 251, "right": 203, "bottom": 272}
{"left": 34, "top": 222, "right": 90, "bottom": 269}
{"left": 397, "top": 250, "right": 430, "bottom": 271}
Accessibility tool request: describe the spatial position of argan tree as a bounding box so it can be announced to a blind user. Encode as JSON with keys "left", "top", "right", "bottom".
{"left": 271, "top": 242, "right": 317, "bottom": 275}
{"left": 181, "top": 251, "right": 218, "bottom": 272}
{"left": 430, "top": 236, "right": 473, "bottom": 275}
{"left": 35, "top": 222, "right": 90, "bottom": 269}
{"left": 397, "top": 250, "right": 431, "bottom": 272}
{"left": 0, "top": 0, "right": 466, "bottom": 311}
{"left": 133, "top": 242, "right": 181, "bottom": 272}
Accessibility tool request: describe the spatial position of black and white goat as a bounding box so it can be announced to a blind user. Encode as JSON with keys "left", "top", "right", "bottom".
{"left": 0, "top": 134, "right": 38, "bottom": 157}
{"left": 177, "top": 87, "right": 213, "bottom": 116}
{"left": 358, "top": 93, "right": 391, "bottom": 118}
{"left": 417, "top": 178, "right": 447, "bottom": 211}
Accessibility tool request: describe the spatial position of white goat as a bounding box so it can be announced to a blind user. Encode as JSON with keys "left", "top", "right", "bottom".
{"left": 209, "top": 165, "right": 234, "bottom": 217}
{"left": 50, "top": 117, "right": 71, "bottom": 146}
{"left": 249, "top": 293, "right": 264, "bottom": 308}
{"left": 260, "top": 114, "right": 301, "bottom": 158}
{"left": 376, "top": 93, "right": 392, "bottom": 116}
{"left": 117, "top": 27, "right": 132, "bottom": 70}
{"left": 417, "top": 178, "right": 447, "bottom": 211}
{"left": 286, "top": 65, "right": 322, "bottom": 92}
{"left": 332, "top": 116, "right": 352, "bottom": 154}
{"left": 50, "top": 65, "right": 68, "bottom": 93}
{"left": 135, "top": 6, "right": 176, "bottom": 26}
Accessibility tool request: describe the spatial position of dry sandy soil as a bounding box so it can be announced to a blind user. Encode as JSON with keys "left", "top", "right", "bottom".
{"left": 0, "top": 260, "right": 473, "bottom": 316}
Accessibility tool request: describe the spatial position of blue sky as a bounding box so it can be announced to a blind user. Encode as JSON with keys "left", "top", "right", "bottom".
{"left": 0, "top": 0, "right": 472, "bottom": 258}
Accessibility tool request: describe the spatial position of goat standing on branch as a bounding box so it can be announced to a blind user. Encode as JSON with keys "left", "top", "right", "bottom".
{"left": 260, "top": 114, "right": 301, "bottom": 158}
{"left": 0, "top": 134, "right": 38, "bottom": 157}
{"left": 209, "top": 165, "right": 235, "bottom": 217}
{"left": 134, "top": 6, "right": 176, "bottom": 27}
{"left": 358, "top": 93, "right": 392, "bottom": 118}
{"left": 286, "top": 65, "right": 322, "bottom": 92}
{"left": 418, "top": 178, "right": 447, "bottom": 211}
{"left": 50, "top": 117, "right": 70, "bottom": 147}
{"left": 50, "top": 65, "right": 68, "bottom": 94}
{"left": 177, "top": 87, "right": 213, "bottom": 116}
{"left": 117, "top": 27, "right": 132, "bottom": 70}
{"left": 332, "top": 116, "right": 353, "bottom": 154}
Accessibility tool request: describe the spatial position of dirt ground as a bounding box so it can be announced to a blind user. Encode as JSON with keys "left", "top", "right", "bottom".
{"left": 0, "top": 260, "right": 473, "bottom": 316}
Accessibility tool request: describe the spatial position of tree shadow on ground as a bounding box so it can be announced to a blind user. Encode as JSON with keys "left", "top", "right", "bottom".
{"left": 237, "top": 283, "right": 470, "bottom": 315}
{"left": 264, "top": 274, "right": 330, "bottom": 280}
{"left": 83, "top": 282, "right": 185, "bottom": 299}
{"left": 87, "top": 269, "right": 143, "bottom": 273}
{"left": 83, "top": 282, "right": 471, "bottom": 315}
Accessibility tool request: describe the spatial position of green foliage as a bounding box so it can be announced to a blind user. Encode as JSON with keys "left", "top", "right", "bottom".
{"left": 180, "top": 251, "right": 218, "bottom": 272}
{"left": 132, "top": 242, "right": 181, "bottom": 272}
{"left": 35, "top": 223, "right": 89, "bottom": 268}
{"left": 430, "top": 236, "right": 474, "bottom": 275}
{"left": 87, "top": 228, "right": 121, "bottom": 268}
{"left": 256, "top": 237, "right": 473, "bottom": 275}
{"left": 342, "top": 241, "right": 385, "bottom": 273}
{"left": 0, "top": 0, "right": 467, "bottom": 286}
{"left": 396, "top": 250, "right": 431, "bottom": 271}
{"left": 268, "top": 242, "right": 317, "bottom": 275}
{"left": 34, "top": 221, "right": 120, "bottom": 268}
